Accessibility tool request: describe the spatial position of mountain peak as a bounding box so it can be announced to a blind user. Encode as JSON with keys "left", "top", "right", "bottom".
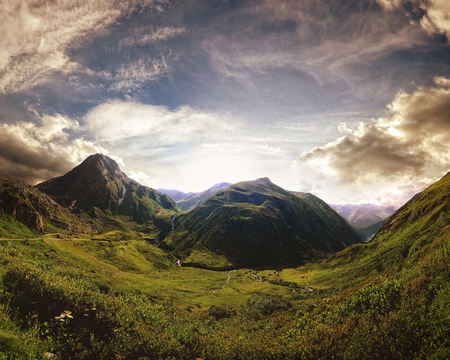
{"left": 78, "top": 153, "right": 123, "bottom": 177}
{"left": 36, "top": 154, "right": 177, "bottom": 222}
{"left": 254, "top": 177, "right": 272, "bottom": 184}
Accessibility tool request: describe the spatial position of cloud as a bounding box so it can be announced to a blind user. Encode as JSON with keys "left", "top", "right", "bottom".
{"left": 378, "top": 0, "right": 450, "bottom": 41}
{"left": 0, "top": 114, "right": 111, "bottom": 185}
{"left": 84, "top": 101, "right": 237, "bottom": 143}
{"left": 118, "top": 26, "right": 187, "bottom": 49}
{"left": 0, "top": 0, "right": 169, "bottom": 94}
{"left": 107, "top": 57, "right": 170, "bottom": 92}
{"left": 297, "top": 77, "right": 450, "bottom": 204}
{"left": 202, "top": 0, "right": 426, "bottom": 95}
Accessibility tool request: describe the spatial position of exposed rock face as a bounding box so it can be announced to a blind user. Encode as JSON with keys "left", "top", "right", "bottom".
{"left": 0, "top": 177, "right": 93, "bottom": 234}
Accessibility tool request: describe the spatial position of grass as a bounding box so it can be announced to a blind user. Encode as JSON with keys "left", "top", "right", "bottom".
{"left": 0, "top": 194, "right": 449, "bottom": 359}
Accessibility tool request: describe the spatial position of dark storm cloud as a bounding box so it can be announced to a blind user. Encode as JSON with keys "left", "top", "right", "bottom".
{"left": 0, "top": 114, "right": 109, "bottom": 184}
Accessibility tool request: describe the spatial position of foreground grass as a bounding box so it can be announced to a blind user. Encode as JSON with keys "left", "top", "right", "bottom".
{"left": 0, "top": 226, "right": 449, "bottom": 359}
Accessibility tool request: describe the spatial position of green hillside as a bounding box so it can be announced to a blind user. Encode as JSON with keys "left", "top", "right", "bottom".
{"left": 162, "top": 178, "right": 362, "bottom": 269}
{"left": 0, "top": 169, "right": 450, "bottom": 358}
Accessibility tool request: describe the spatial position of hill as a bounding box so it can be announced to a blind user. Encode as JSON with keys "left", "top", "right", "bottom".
{"left": 161, "top": 178, "right": 363, "bottom": 269}
{"left": 1, "top": 173, "right": 450, "bottom": 359}
{"left": 0, "top": 177, "right": 94, "bottom": 237}
{"left": 36, "top": 154, "right": 178, "bottom": 237}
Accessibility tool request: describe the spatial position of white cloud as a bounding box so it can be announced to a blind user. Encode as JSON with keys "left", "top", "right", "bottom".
{"left": 202, "top": 1, "right": 425, "bottom": 91}
{"left": 84, "top": 101, "right": 237, "bottom": 143}
{"left": 108, "top": 57, "right": 170, "bottom": 92}
{"left": 296, "top": 77, "right": 450, "bottom": 206}
{"left": 127, "top": 170, "right": 151, "bottom": 183}
{"left": 118, "top": 26, "right": 186, "bottom": 49}
{"left": 0, "top": 0, "right": 168, "bottom": 94}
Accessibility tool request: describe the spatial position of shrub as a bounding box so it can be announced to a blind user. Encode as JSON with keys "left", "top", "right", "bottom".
{"left": 339, "top": 280, "right": 402, "bottom": 317}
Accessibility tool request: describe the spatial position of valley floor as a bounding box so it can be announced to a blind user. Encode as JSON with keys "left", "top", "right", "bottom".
{"left": 0, "top": 232, "right": 449, "bottom": 359}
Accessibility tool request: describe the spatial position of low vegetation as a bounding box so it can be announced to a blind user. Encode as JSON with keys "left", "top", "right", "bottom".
{"left": 0, "top": 159, "right": 449, "bottom": 358}
{"left": 0, "top": 216, "right": 449, "bottom": 359}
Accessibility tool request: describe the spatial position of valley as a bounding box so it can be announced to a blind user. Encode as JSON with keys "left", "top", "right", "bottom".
{"left": 0, "top": 155, "right": 449, "bottom": 359}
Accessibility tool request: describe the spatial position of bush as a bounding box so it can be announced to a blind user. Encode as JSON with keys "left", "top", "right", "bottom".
{"left": 246, "top": 295, "right": 292, "bottom": 316}
{"left": 208, "top": 305, "right": 236, "bottom": 320}
{"left": 339, "top": 280, "right": 402, "bottom": 317}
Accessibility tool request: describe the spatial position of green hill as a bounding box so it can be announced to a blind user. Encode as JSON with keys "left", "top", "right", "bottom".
{"left": 1, "top": 173, "right": 450, "bottom": 358}
{"left": 161, "top": 178, "right": 363, "bottom": 269}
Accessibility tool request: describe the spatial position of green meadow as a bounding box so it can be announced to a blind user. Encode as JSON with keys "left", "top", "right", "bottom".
{"left": 0, "top": 215, "right": 449, "bottom": 359}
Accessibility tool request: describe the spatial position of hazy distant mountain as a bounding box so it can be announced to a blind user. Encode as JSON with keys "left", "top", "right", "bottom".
{"left": 161, "top": 178, "right": 363, "bottom": 269}
{"left": 330, "top": 203, "right": 396, "bottom": 229}
{"left": 358, "top": 219, "right": 387, "bottom": 240}
{"left": 36, "top": 154, "right": 178, "bottom": 235}
{"left": 156, "top": 189, "right": 195, "bottom": 203}
{"left": 159, "top": 182, "right": 232, "bottom": 211}
{"left": 0, "top": 177, "right": 94, "bottom": 237}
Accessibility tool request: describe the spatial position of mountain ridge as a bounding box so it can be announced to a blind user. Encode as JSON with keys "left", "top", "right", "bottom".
{"left": 162, "top": 177, "right": 363, "bottom": 269}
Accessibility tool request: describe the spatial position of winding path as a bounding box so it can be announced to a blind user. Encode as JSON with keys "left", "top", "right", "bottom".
{"left": 212, "top": 270, "right": 236, "bottom": 294}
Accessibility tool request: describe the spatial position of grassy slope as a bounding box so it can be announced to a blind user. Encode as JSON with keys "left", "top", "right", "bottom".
{"left": 164, "top": 179, "right": 362, "bottom": 269}
{"left": 1, "top": 174, "right": 450, "bottom": 358}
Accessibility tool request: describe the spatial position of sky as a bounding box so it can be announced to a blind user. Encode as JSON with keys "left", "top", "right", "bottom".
{"left": 1, "top": 0, "right": 450, "bottom": 207}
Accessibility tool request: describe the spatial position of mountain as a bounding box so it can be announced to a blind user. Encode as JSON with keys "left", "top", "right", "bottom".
{"left": 330, "top": 203, "right": 396, "bottom": 229}
{"left": 36, "top": 154, "right": 178, "bottom": 236}
{"left": 0, "top": 177, "right": 94, "bottom": 237}
{"left": 156, "top": 189, "right": 195, "bottom": 203}
{"left": 358, "top": 219, "right": 387, "bottom": 240}
{"left": 159, "top": 182, "right": 233, "bottom": 211}
{"left": 161, "top": 178, "right": 363, "bottom": 269}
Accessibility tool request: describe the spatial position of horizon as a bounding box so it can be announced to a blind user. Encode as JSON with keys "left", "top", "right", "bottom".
{"left": 1, "top": 1, "right": 450, "bottom": 207}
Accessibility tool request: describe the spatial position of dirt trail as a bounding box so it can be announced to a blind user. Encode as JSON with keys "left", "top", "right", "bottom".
{"left": 212, "top": 270, "right": 236, "bottom": 294}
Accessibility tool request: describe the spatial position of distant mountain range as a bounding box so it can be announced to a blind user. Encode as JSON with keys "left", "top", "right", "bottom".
{"left": 330, "top": 203, "right": 396, "bottom": 229}
{"left": 159, "top": 182, "right": 232, "bottom": 211}
{"left": 161, "top": 178, "right": 363, "bottom": 269}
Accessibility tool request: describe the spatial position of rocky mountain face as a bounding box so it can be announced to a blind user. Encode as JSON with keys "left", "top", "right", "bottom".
{"left": 0, "top": 177, "right": 94, "bottom": 236}
{"left": 37, "top": 154, "right": 176, "bottom": 216}
{"left": 36, "top": 154, "right": 178, "bottom": 235}
{"left": 161, "top": 178, "right": 363, "bottom": 269}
